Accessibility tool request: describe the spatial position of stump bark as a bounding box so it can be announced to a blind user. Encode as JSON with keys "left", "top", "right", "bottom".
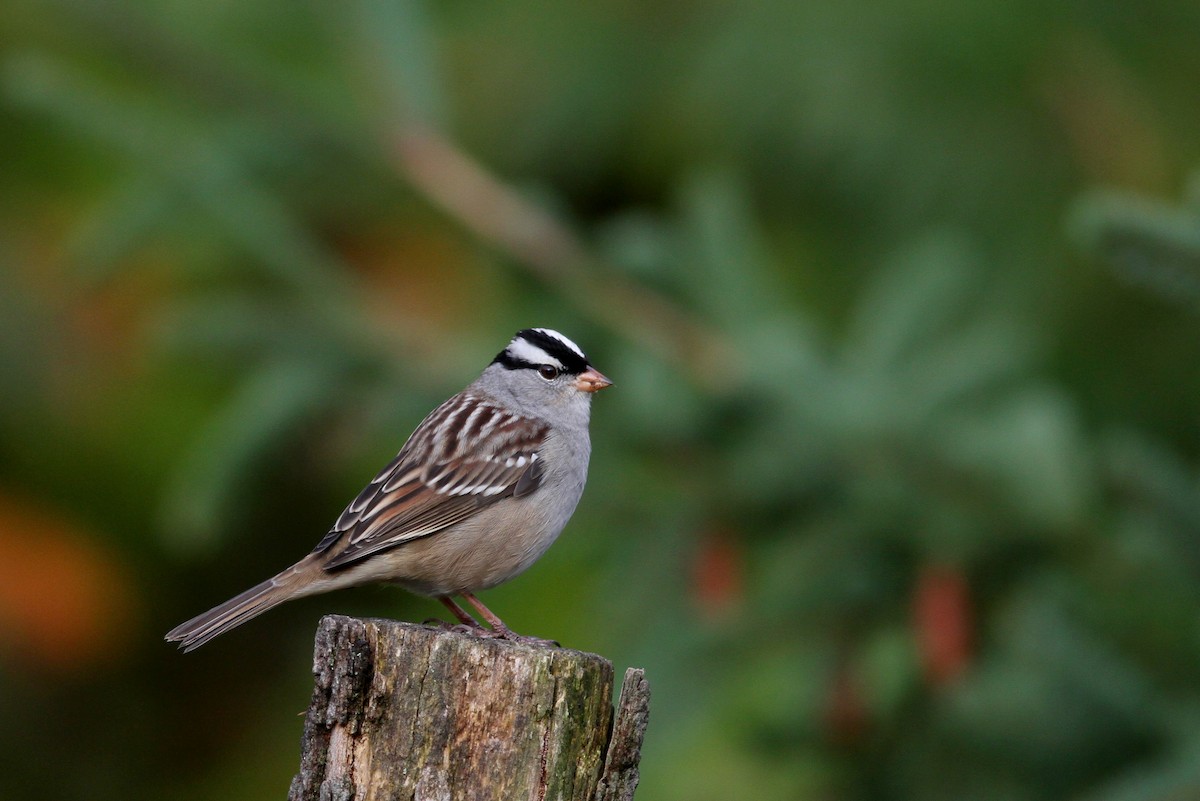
{"left": 288, "top": 615, "right": 650, "bottom": 801}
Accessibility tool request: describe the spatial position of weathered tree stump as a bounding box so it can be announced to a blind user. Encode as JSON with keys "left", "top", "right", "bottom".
{"left": 288, "top": 615, "right": 650, "bottom": 801}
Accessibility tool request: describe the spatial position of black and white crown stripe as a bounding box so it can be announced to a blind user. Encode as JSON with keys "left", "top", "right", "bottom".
{"left": 493, "top": 328, "right": 590, "bottom": 374}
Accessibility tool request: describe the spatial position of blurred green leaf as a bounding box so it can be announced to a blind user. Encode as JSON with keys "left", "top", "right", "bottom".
{"left": 934, "top": 386, "right": 1091, "bottom": 530}
{"left": 353, "top": 0, "right": 445, "bottom": 129}
{"left": 676, "top": 170, "right": 779, "bottom": 326}
{"left": 159, "top": 359, "right": 343, "bottom": 553}
{"left": 847, "top": 232, "right": 983, "bottom": 374}
{"left": 1071, "top": 190, "right": 1200, "bottom": 308}
{"left": 65, "top": 173, "right": 177, "bottom": 282}
{"left": 1080, "top": 739, "right": 1200, "bottom": 801}
{"left": 3, "top": 50, "right": 356, "bottom": 304}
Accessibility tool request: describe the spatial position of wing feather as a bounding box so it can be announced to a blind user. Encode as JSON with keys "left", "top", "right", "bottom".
{"left": 312, "top": 393, "right": 549, "bottom": 571}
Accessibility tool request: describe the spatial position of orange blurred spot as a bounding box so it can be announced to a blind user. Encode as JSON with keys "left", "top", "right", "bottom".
{"left": 690, "top": 529, "right": 744, "bottom": 620}
{"left": 68, "top": 268, "right": 167, "bottom": 368}
{"left": 912, "top": 563, "right": 973, "bottom": 686}
{"left": 1039, "top": 36, "right": 1171, "bottom": 191}
{"left": 0, "top": 493, "right": 136, "bottom": 672}
{"left": 339, "top": 221, "right": 486, "bottom": 340}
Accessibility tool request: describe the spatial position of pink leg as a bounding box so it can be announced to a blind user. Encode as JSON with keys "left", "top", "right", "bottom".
{"left": 438, "top": 596, "right": 479, "bottom": 627}
{"left": 461, "top": 592, "right": 511, "bottom": 633}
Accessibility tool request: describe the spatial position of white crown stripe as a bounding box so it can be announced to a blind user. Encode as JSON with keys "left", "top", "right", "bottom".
{"left": 505, "top": 337, "right": 565, "bottom": 369}
{"left": 531, "top": 328, "right": 586, "bottom": 360}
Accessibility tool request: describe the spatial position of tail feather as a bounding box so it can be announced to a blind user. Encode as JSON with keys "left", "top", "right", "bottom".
{"left": 165, "top": 564, "right": 311, "bottom": 652}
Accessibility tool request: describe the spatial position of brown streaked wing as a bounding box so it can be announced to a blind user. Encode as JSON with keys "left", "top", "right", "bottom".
{"left": 317, "top": 399, "right": 550, "bottom": 571}
{"left": 311, "top": 394, "right": 474, "bottom": 555}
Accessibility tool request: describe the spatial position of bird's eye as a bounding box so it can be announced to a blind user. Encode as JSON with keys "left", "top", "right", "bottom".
{"left": 537, "top": 365, "right": 560, "bottom": 381}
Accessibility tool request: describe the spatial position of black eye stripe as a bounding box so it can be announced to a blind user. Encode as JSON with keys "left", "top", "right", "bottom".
{"left": 493, "top": 353, "right": 541, "bottom": 371}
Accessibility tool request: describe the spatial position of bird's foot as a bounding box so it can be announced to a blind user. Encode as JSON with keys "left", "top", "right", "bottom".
{"left": 423, "top": 617, "right": 558, "bottom": 646}
{"left": 490, "top": 628, "right": 560, "bottom": 648}
{"left": 454, "top": 592, "right": 559, "bottom": 646}
{"left": 422, "top": 617, "right": 486, "bottom": 636}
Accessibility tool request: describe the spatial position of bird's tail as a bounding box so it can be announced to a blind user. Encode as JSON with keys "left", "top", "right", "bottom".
{"left": 165, "top": 559, "right": 318, "bottom": 652}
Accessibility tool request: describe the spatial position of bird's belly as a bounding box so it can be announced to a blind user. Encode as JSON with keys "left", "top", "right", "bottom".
{"left": 370, "top": 498, "right": 572, "bottom": 597}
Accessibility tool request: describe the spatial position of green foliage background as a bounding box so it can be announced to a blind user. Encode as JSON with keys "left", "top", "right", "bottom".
{"left": 3, "top": 1, "right": 1200, "bottom": 799}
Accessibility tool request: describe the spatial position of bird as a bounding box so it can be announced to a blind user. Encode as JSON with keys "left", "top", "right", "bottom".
{"left": 165, "top": 328, "right": 612, "bottom": 652}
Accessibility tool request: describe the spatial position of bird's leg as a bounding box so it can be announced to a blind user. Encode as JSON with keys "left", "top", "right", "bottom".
{"left": 461, "top": 592, "right": 559, "bottom": 647}
{"left": 423, "top": 596, "right": 486, "bottom": 634}
{"left": 439, "top": 596, "right": 478, "bottom": 626}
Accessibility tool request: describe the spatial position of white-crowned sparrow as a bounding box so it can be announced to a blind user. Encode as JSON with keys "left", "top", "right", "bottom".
{"left": 166, "top": 328, "right": 611, "bottom": 651}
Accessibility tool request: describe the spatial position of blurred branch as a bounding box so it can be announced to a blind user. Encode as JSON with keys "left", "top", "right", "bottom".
{"left": 9, "top": 1, "right": 737, "bottom": 387}
{"left": 390, "top": 128, "right": 739, "bottom": 388}
{"left": 393, "top": 129, "right": 589, "bottom": 277}
{"left": 3, "top": 52, "right": 359, "bottom": 311}
{"left": 351, "top": 0, "right": 735, "bottom": 383}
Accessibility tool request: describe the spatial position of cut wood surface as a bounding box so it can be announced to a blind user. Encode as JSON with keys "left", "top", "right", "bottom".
{"left": 288, "top": 615, "right": 649, "bottom": 801}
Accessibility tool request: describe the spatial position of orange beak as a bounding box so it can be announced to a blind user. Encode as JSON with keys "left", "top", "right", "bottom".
{"left": 575, "top": 368, "right": 613, "bottom": 393}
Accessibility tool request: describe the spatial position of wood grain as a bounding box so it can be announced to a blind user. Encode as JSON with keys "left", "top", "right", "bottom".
{"left": 288, "top": 616, "right": 648, "bottom": 801}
